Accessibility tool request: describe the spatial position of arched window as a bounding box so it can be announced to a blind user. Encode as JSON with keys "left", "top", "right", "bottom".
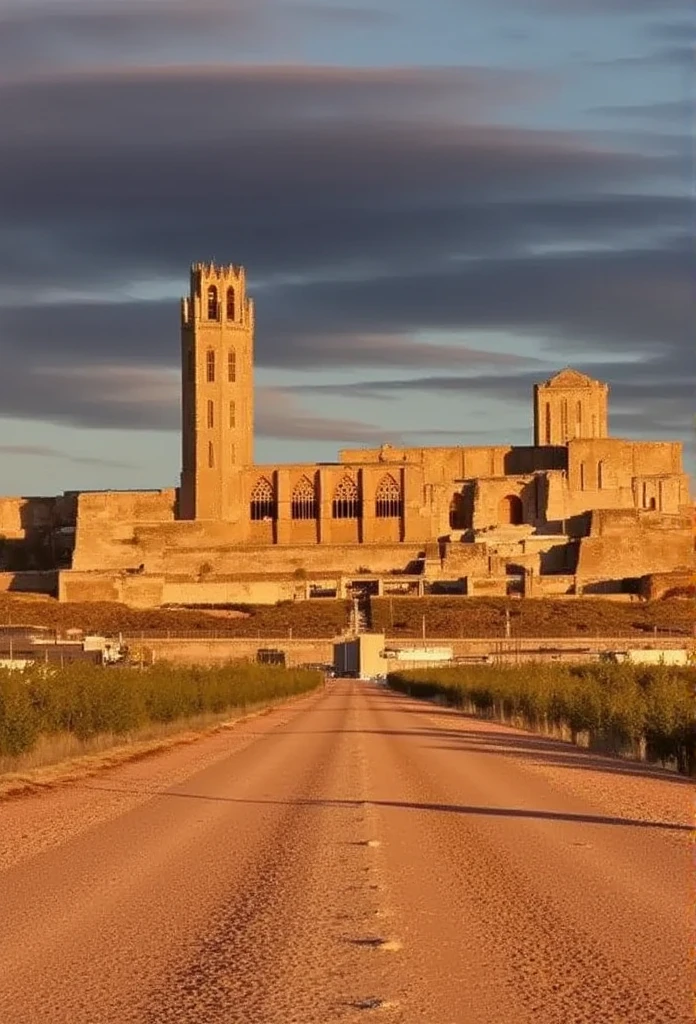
{"left": 250, "top": 477, "right": 275, "bottom": 521}
{"left": 226, "top": 287, "right": 236, "bottom": 320}
{"left": 449, "top": 494, "right": 466, "bottom": 530}
{"left": 186, "top": 349, "right": 195, "bottom": 382}
{"left": 579, "top": 462, "right": 586, "bottom": 491}
{"left": 498, "top": 494, "right": 523, "bottom": 526}
{"left": 207, "top": 400, "right": 214, "bottom": 429}
{"left": 545, "top": 402, "right": 551, "bottom": 444}
{"left": 597, "top": 461, "right": 604, "bottom": 489}
{"left": 561, "top": 399, "right": 568, "bottom": 440}
{"left": 375, "top": 474, "right": 402, "bottom": 519}
{"left": 292, "top": 476, "right": 317, "bottom": 520}
{"left": 332, "top": 476, "right": 360, "bottom": 519}
{"left": 208, "top": 442, "right": 214, "bottom": 468}
{"left": 207, "top": 285, "right": 219, "bottom": 320}
{"left": 648, "top": 497, "right": 657, "bottom": 511}
{"left": 229, "top": 400, "right": 236, "bottom": 428}
{"left": 228, "top": 349, "right": 236, "bottom": 383}
{"left": 576, "top": 400, "right": 583, "bottom": 436}
{"left": 206, "top": 349, "right": 215, "bottom": 383}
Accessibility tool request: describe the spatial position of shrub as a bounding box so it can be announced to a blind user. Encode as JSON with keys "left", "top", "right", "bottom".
{"left": 0, "top": 663, "right": 320, "bottom": 758}
{"left": 389, "top": 663, "right": 696, "bottom": 775}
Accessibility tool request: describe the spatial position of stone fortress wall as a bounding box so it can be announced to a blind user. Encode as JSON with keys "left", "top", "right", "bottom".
{"left": 1, "top": 264, "right": 693, "bottom": 607}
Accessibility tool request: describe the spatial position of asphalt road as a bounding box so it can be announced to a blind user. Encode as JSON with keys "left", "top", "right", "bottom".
{"left": 0, "top": 682, "right": 691, "bottom": 1023}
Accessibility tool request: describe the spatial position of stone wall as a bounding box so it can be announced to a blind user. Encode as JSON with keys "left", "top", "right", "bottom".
{"left": 576, "top": 510, "right": 694, "bottom": 582}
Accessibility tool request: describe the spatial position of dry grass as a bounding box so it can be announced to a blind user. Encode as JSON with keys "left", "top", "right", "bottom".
{"left": 372, "top": 596, "right": 696, "bottom": 639}
{"left": 0, "top": 593, "right": 351, "bottom": 637}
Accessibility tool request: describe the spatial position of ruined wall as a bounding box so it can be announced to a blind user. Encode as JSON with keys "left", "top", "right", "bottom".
{"left": 576, "top": 509, "right": 694, "bottom": 581}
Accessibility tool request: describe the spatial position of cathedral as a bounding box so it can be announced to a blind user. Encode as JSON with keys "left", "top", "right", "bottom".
{"left": 1, "top": 263, "right": 693, "bottom": 606}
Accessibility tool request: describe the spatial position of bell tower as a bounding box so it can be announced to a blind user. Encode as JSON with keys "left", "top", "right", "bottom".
{"left": 534, "top": 368, "right": 608, "bottom": 446}
{"left": 179, "top": 263, "right": 254, "bottom": 520}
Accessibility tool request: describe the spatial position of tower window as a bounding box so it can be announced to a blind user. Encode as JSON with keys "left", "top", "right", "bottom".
{"left": 292, "top": 476, "right": 317, "bottom": 520}
{"left": 576, "top": 400, "right": 583, "bottom": 436}
{"left": 597, "top": 460, "right": 604, "bottom": 489}
{"left": 250, "top": 477, "right": 276, "bottom": 521}
{"left": 207, "top": 400, "right": 214, "bottom": 429}
{"left": 207, "top": 286, "right": 219, "bottom": 320}
{"left": 206, "top": 349, "right": 215, "bottom": 383}
{"left": 544, "top": 402, "right": 551, "bottom": 445}
{"left": 561, "top": 399, "right": 568, "bottom": 440}
{"left": 228, "top": 349, "right": 236, "bottom": 383}
{"left": 226, "top": 287, "right": 236, "bottom": 320}
{"left": 332, "top": 476, "right": 360, "bottom": 519}
{"left": 375, "top": 474, "right": 402, "bottom": 519}
{"left": 579, "top": 462, "right": 586, "bottom": 491}
{"left": 208, "top": 442, "right": 215, "bottom": 468}
{"left": 229, "top": 400, "right": 236, "bottom": 428}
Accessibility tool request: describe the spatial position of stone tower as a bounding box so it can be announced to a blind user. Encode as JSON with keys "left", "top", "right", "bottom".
{"left": 179, "top": 263, "right": 255, "bottom": 520}
{"left": 534, "top": 368, "right": 608, "bottom": 446}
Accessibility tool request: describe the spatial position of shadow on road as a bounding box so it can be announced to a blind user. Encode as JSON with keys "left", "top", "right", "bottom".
{"left": 78, "top": 783, "right": 691, "bottom": 833}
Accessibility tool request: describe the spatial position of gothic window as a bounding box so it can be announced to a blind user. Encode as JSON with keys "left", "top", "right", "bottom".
{"left": 291, "top": 476, "right": 317, "bottom": 520}
{"left": 206, "top": 349, "right": 215, "bottom": 383}
{"left": 229, "top": 400, "right": 236, "bottom": 428}
{"left": 544, "top": 403, "right": 551, "bottom": 445}
{"left": 375, "top": 474, "right": 402, "bottom": 519}
{"left": 187, "top": 349, "right": 195, "bottom": 382}
{"left": 228, "top": 348, "right": 236, "bottom": 383}
{"left": 226, "top": 287, "right": 236, "bottom": 320}
{"left": 208, "top": 442, "right": 214, "bottom": 468}
{"left": 207, "top": 400, "right": 214, "bottom": 429}
{"left": 207, "top": 285, "right": 219, "bottom": 320}
{"left": 250, "top": 477, "right": 276, "bottom": 521}
{"left": 332, "top": 476, "right": 360, "bottom": 519}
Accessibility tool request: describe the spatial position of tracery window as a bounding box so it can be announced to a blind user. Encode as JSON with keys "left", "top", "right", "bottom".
{"left": 226, "top": 287, "right": 236, "bottom": 320}
{"left": 332, "top": 476, "right": 360, "bottom": 519}
{"left": 206, "top": 349, "right": 215, "bottom": 383}
{"left": 250, "top": 477, "right": 276, "bottom": 521}
{"left": 207, "top": 285, "right": 219, "bottom": 320}
{"left": 228, "top": 348, "right": 236, "bottom": 383}
{"left": 291, "top": 476, "right": 317, "bottom": 520}
{"left": 375, "top": 474, "right": 402, "bottom": 519}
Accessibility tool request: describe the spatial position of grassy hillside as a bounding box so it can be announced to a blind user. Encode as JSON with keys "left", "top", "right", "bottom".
{"left": 372, "top": 596, "right": 695, "bottom": 638}
{"left": 1, "top": 592, "right": 693, "bottom": 640}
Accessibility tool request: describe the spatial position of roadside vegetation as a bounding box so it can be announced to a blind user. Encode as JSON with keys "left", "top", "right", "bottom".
{"left": 389, "top": 663, "right": 696, "bottom": 775}
{"left": 0, "top": 662, "right": 321, "bottom": 767}
{"left": 372, "top": 596, "right": 695, "bottom": 638}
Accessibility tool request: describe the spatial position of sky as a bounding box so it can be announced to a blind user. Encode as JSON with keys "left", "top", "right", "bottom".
{"left": 0, "top": 0, "right": 693, "bottom": 495}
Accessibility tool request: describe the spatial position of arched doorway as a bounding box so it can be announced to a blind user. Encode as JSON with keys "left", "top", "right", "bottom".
{"left": 498, "top": 494, "right": 523, "bottom": 526}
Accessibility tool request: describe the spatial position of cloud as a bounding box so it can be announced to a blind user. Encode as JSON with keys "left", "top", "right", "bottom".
{"left": 0, "top": 444, "right": 132, "bottom": 469}
{"left": 256, "top": 387, "right": 391, "bottom": 443}
{"left": 0, "top": 40, "right": 690, "bottom": 457}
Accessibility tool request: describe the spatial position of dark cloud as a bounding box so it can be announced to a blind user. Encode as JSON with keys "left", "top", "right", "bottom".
{"left": 0, "top": 47, "right": 690, "bottom": 456}
{"left": 0, "top": 444, "right": 132, "bottom": 468}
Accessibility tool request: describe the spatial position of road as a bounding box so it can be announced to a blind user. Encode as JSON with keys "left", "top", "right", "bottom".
{"left": 0, "top": 682, "right": 691, "bottom": 1023}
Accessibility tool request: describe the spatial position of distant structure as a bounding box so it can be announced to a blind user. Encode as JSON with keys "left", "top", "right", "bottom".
{"left": 0, "top": 263, "right": 693, "bottom": 607}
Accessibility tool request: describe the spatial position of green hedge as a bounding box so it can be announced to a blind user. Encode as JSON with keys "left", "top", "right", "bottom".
{"left": 0, "top": 663, "right": 320, "bottom": 758}
{"left": 389, "top": 663, "right": 696, "bottom": 775}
